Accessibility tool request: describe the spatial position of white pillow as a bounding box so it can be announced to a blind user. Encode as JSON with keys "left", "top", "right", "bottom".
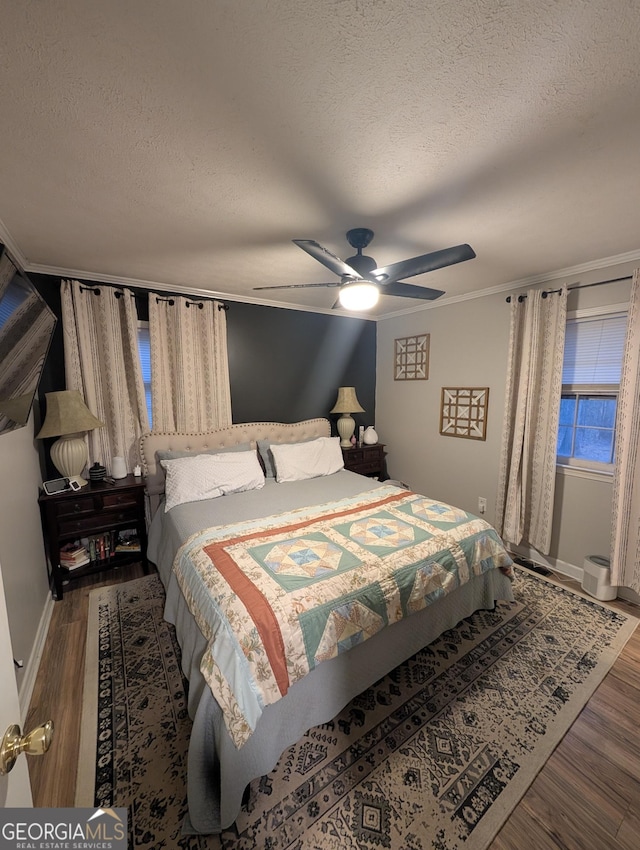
{"left": 270, "top": 437, "right": 344, "bottom": 483}
{"left": 161, "top": 450, "right": 265, "bottom": 511}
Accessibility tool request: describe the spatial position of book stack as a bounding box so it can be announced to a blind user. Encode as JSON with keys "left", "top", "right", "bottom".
{"left": 60, "top": 542, "right": 90, "bottom": 570}
{"left": 88, "top": 532, "right": 115, "bottom": 562}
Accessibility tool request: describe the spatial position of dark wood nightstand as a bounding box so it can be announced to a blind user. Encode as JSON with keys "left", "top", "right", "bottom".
{"left": 38, "top": 475, "right": 148, "bottom": 600}
{"left": 341, "top": 443, "right": 387, "bottom": 479}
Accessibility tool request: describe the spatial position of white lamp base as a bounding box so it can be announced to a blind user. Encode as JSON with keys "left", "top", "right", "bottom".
{"left": 336, "top": 413, "right": 356, "bottom": 448}
{"left": 50, "top": 433, "right": 89, "bottom": 487}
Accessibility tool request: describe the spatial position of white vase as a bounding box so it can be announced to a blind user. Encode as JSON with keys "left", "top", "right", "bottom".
{"left": 111, "top": 456, "right": 127, "bottom": 479}
{"left": 363, "top": 426, "right": 378, "bottom": 445}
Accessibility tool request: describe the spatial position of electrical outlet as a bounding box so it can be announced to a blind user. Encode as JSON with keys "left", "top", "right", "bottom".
{"left": 478, "top": 497, "right": 487, "bottom": 514}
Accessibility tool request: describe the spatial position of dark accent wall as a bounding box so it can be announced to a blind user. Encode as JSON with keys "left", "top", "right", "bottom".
{"left": 227, "top": 302, "right": 375, "bottom": 432}
{"left": 28, "top": 275, "right": 376, "bottom": 437}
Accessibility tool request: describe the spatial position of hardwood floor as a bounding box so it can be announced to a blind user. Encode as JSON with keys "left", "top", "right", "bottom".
{"left": 25, "top": 561, "right": 154, "bottom": 808}
{"left": 25, "top": 566, "right": 640, "bottom": 849}
{"left": 489, "top": 572, "right": 640, "bottom": 850}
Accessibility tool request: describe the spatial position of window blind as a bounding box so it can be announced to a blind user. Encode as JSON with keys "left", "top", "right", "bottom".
{"left": 137, "top": 322, "right": 152, "bottom": 428}
{"left": 137, "top": 323, "right": 151, "bottom": 382}
{"left": 562, "top": 314, "right": 627, "bottom": 384}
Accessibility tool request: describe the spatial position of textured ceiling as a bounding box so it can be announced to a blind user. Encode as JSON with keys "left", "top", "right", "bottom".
{"left": 1, "top": 0, "right": 640, "bottom": 317}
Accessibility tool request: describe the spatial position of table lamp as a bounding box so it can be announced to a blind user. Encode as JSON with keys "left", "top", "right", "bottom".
{"left": 37, "top": 390, "right": 105, "bottom": 487}
{"left": 330, "top": 387, "right": 364, "bottom": 447}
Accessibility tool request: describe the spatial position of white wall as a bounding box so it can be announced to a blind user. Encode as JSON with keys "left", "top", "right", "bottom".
{"left": 376, "top": 260, "right": 635, "bottom": 574}
{"left": 0, "top": 411, "right": 51, "bottom": 700}
{"left": 376, "top": 290, "right": 509, "bottom": 519}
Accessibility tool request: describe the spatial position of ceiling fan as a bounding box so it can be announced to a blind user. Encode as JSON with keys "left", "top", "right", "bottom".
{"left": 253, "top": 228, "right": 476, "bottom": 310}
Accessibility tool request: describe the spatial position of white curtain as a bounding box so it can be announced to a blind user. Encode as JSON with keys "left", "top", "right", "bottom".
{"left": 611, "top": 269, "right": 640, "bottom": 591}
{"left": 61, "top": 281, "right": 149, "bottom": 475}
{"left": 148, "top": 293, "right": 231, "bottom": 432}
{"left": 496, "top": 286, "right": 568, "bottom": 554}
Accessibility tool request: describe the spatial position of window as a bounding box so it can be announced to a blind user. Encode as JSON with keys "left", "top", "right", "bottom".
{"left": 558, "top": 392, "right": 617, "bottom": 464}
{"left": 557, "top": 311, "right": 627, "bottom": 472}
{"left": 137, "top": 322, "right": 152, "bottom": 428}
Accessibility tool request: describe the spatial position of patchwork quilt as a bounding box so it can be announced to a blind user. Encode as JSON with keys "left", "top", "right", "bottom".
{"left": 173, "top": 485, "right": 514, "bottom": 747}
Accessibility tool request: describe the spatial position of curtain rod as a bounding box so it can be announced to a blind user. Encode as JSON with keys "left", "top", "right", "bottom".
{"left": 155, "top": 295, "right": 229, "bottom": 310}
{"left": 505, "top": 274, "right": 633, "bottom": 303}
{"left": 77, "top": 281, "right": 229, "bottom": 310}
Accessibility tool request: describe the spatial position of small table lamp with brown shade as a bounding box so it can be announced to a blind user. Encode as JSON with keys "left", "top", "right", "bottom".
{"left": 330, "top": 386, "right": 364, "bottom": 448}
{"left": 37, "top": 390, "right": 105, "bottom": 487}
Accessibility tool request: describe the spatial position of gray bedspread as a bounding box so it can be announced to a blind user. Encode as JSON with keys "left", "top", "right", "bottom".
{"left": 148, "top": 470, "right": 383, "bottom": 583}
{"left": 146, "top": 470, "right": 515, "bottom": 834}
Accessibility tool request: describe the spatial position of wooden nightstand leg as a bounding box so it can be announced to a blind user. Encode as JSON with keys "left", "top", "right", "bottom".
{"left": 52, "top": 571, "right": 63, "bottom": 601}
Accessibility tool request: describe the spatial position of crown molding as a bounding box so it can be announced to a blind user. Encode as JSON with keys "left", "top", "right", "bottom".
{"left": 378, "top": 248, "right": 640, "bottom": 321}
{"left": 0, "top": 217, "right": 28, "bottom": 268}
{"left": 10, "top": 238, "right": 640, "bottom": 323}
{"left": 24, "top": 260, "right": 372, "bottom": 319}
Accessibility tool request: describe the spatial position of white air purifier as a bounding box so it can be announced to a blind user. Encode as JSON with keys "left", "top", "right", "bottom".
{"left": 581, "top": 555, "right": 617, "bottom": 602}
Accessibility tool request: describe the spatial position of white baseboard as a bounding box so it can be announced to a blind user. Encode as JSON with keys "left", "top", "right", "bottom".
{"left": 617, "top": 586, "right": 640, "bottom": 606}
{"left": 508, "top": 544, "right": 640, "bottom": 608}
{"left": 19, "top": 593, "right": 54, "bottom": 724}
{"left": 509, "top": 544, "right": 582, "bottom": 582}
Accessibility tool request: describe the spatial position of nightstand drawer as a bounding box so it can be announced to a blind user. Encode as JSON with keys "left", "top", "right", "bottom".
{"left": 55, "top": 496, "right": 96, "bottom": 518}
{"left": 355, "top": 459, "right": 383, "bottom": 474}
{"left": 345, "top": 446, "right": 383, "bottom": 461}
{"left": 102, "top": 491, "right": 139, "bottom": 509}
{"left": 59, "top": 509, "right": 137, "bottom": 536}
{"left": 55, "top": 490, "right": 138, "bottom": 517}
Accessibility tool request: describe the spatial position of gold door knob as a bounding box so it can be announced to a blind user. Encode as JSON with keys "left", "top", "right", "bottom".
{"left": 0, "top": 720, "right": 54, "bottom": 775}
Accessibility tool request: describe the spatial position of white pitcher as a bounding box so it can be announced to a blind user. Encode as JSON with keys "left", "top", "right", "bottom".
{"left": 362, "top": 426, "right": 378, "bottom": 445}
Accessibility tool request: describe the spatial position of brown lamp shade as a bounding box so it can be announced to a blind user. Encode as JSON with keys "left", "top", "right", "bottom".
{"left": 330, "top": 387, "right": 364, "bottom": 414}
{"left": 36, "top": 390, "right": 104, "bottom": 438}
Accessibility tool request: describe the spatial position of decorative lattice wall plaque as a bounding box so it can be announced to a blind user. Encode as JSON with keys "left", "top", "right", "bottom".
{"left": 394, "top": 334, "right": 429, "bottom": 380}
{"left": 440, "top": 387, "right": 489, "bottom": 440}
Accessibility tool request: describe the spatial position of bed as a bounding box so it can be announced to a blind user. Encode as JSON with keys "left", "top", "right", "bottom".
{"left": 141, "top": 418, "right": 514, "bottom": 834}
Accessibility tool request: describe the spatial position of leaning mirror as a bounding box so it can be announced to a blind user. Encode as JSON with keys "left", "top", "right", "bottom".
{"left": 0, "top": 246, "right": 57, "bottom": 435}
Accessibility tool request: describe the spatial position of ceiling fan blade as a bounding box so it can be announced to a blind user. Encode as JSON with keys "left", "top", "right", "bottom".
{"left": 380, "top": 281, "right": 445, "bottom": 301}
{"left": 253, "top": 282, "right": 340, "bottom": 291}
{"left": 373, "top": 244, "right": 475, "bottom": 284}
{"left": 293, "top": 239, "right": 362, "bottom": 279}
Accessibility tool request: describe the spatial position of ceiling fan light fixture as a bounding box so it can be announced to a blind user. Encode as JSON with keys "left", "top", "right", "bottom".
{"left": 338, "top": 281, "right": 379, "bottom": 311}
{"left": 255, "top": 230, "right": 472, "bottom": 305}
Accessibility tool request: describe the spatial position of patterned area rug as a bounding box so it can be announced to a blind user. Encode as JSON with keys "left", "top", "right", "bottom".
{"left": 77, "top": 569, "right": 637, "bottom": 850}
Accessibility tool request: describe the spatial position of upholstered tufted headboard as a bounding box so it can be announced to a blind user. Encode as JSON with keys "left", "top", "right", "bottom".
{"left": 140, "top": 418, "right": 332, "bottom": 517}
